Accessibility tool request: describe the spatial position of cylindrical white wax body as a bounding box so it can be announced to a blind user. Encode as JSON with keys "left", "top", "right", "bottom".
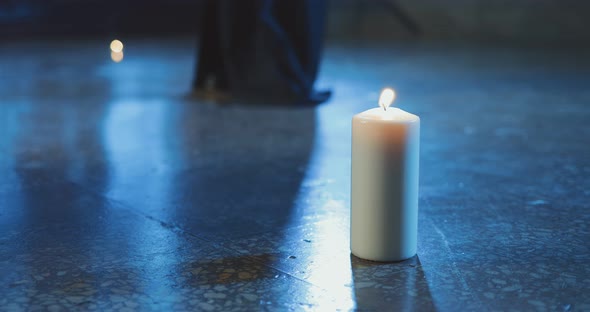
{"left": 351, "top": 107, "right": 420, "bottom": 262}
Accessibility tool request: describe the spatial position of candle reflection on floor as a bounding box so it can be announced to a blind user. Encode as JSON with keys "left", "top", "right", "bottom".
{"left": 111, "top": 51, "right": 124, "bottom": 63}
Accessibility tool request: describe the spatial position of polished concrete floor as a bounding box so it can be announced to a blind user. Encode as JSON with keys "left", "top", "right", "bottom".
{"left": 1, "top": 38, "right": 589, "bottom": 311}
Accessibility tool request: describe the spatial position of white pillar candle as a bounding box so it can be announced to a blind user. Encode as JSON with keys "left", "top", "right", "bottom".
{"left": 351, "top": 88, "right": 420, "bottom": 262}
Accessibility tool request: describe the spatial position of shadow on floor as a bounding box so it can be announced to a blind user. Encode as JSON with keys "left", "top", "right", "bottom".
{"left": 351, "top": 255, "right": 437, "bottom": 311}
{"left": 167, "top": 98, "right": 318, "bottom": 239}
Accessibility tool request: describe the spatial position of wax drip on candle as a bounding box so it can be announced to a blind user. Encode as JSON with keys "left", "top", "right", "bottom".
{"left": 379, "top": 88, "right": 396, "bottom": 111}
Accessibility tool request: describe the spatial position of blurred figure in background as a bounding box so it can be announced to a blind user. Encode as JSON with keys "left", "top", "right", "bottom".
{"left": 194, "top": 0, "right": 331, "bottom": 105}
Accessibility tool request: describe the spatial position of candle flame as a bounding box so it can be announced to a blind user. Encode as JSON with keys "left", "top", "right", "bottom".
{"left": 379, "top": 88, "right": 396, "bottom": 110}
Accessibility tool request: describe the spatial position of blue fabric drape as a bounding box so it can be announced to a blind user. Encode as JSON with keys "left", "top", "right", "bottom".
{"left": 194, "top": 0, "right": 329, "bottom": 104}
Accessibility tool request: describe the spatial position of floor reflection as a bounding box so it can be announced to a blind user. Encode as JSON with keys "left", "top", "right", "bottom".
{"left": 102, "top": 99, "right": 187, "bottom": 301}
{"left": 2, "top": 37, "right": 589, "bottom": 310}
{"left": 8, "top": 84, "right": 113, "bottom": 307}
{"left": 102, "top": 99, "right": 181, "bottom": 213}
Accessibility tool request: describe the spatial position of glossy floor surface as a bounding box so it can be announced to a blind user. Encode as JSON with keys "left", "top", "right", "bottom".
{"left": 1, "top": 38, "right": 589, "bottom": 311}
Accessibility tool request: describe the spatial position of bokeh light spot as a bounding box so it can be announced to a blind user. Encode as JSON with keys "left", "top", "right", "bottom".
{"left": 110, "top": 39, "right": 124, "bottom": 53}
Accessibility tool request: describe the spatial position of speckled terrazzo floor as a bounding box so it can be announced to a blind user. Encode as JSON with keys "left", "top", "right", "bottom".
{"left": 1, "top": 38, "right": 589, "bottom": 311}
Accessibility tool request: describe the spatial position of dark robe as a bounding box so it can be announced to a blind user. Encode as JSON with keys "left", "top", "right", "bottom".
{"left": 194, "top": 0, "right": 330, "bottom": 104}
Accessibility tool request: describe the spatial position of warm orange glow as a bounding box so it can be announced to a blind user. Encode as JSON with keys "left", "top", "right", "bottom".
{"left": 111, "top": 51, "right": 124, "bottom": 63}
{"left": 379, "top": 88, "right": 396, "bottom": 110}
{"left": 110, "top": 39, "right": 124, "bottom": 53}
